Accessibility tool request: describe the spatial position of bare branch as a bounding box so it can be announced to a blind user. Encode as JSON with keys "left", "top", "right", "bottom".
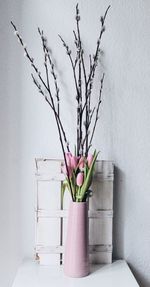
{"left": 88, "top": 73, "right": 105, "bottom": 152}
{"left": 87, "top": 5, "right": 110, "bottom": 87}
{"left": 11, "top": 21, "right": 49, "bottom": 94}
{"left": 11, "top": 21, "right": 74, "bottom": 200}
{"left": 38, "top": 28, "right": 60, "bottom": 115}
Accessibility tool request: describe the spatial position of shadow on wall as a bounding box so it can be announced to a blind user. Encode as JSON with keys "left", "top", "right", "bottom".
{"left": 0, "top": 1, "right": 23, "bottom": 287}
{"left": 129, "top": 263, "right": 149, "bottom": 287}
{"left": 113, "top": 166, "right": 126, "bottom": 260}
{"left": 113, "top": 167, "right": 148, "bottom": 287}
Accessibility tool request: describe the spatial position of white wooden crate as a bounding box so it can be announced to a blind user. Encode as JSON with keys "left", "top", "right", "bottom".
{"left": 35, "top": 159, "right": 114, "bottom": 265}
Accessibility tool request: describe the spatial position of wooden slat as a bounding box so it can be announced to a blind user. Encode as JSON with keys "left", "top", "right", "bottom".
{"left": 36, "top": 209, "right": 113, "bottom": 218}
{"left": 35, "top": 173, "right": 65, "bottom": 181}
{"left": 35, "top": 159, "right": 114, "bottom": 182}
{"left": 36, "top": 244, "right": 113, "bottom": 254}
{"left": 35, "top": 173, "right": 114, "bottom": 182}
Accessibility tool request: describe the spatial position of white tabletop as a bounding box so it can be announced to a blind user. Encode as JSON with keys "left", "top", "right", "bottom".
{"left": 12, "top": 259, "right": 139, "bottom": 287}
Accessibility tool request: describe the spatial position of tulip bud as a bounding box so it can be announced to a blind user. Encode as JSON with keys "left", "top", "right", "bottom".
{"left": 76, "top": 172, "right": 84, "bottom": 187}
{"left": 65, "top": 152, "right": 72, "bottom": 167}
{"left": 87, "top": 154, "right": 93, "bottom": 168}
{"left": 79, "top": 156, "right": 85, "bottom": 169}
{"left": 70, "top": 156, "right": 78, "bottom": 169}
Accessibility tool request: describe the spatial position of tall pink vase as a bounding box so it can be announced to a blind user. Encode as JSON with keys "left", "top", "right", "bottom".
{"left": 64, "top": 201, "right": 89, "bottom": 278}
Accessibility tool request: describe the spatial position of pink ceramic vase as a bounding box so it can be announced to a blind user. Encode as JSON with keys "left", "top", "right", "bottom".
{"left": 64, "top": 201, "right": 89, "bottom": 278}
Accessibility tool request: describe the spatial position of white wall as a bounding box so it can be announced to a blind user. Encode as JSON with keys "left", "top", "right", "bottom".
{"left": 1, "top": 0, "right": 150, "bottom": 286}
{"left": 0, "top": 1, "right": 23, "bottom": 286}
{"left": 107, "top": 2, "right": 150, "bottom": 287}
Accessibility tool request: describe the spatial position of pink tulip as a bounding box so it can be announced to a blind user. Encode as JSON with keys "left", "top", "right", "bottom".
{"left": 79, "top": 156, "right": 85, "bottom": 169}
{"left": 87, "top": 154, "right": 93, "bottom": 168}
{"left": 62, "top": 164, "right": 72, "bottom": 178}
{"left": 76, "top": 172, "right": 84, "bottom": 187}
{"left": 65, "top": 152, "right": 72, "bottom": 167}
{"left": 70, "top": 156, "right": 78, "bottom": 169}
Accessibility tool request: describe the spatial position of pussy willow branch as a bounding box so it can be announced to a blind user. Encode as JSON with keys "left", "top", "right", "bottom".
{"left": 38, "top": 28, "right": 60, "bottom": 116}
{"left": 38, "top": 28, "right": 64, "bottom": 151}
{"left": 31, "top": 72, "right": 70, "bottom": 154}
{"left": 11, "top": 21, "right": 74, "bottom": 201}
{"left": 88, "top": 73, "right": 105, "bottom": 152}
{"left": 77, "top": 49, "right": 82, "bottom": 155}
{"left": 58, "top": 34, "right": 81, "bottom": 155}
{"left": 78, "top": 53, "right": 82, "bottom": 156}
{"left": 73, "top": 30, "right": 80, "bottom": 68}
{"left": 80, "top": 5, "right": 110, "bottom": 155}
{"left": 75, "top": 4, "right": 87, "bottom": 156}
{"left": 76, "top": 4, "right": 87, "bottom": 86}
{"left": 81, "top": 106, "right": 95, "bottom": 151}
{"left": 72, "top": 30, "right": 81, "bottom": 155}
{"left": 75, "top": 4, "right": 88, "bottom": 156}
{"left": 35, "top": 32, "right": 73, "bottom": 196}
{"left": 87, "top": 54, "right": 93, "bottom": 153}
{"left": 81, "top": 5, "right": 110, "bottom": 116}
{"left": 76, "top": 8, "right": 90, "bottom": 156}
{"left": 58, "top": 35, "right": 79, "bottom": 98}
{"left": 37, "top": 28, "right": 70, "bottom": 156}
{"left": 87, "top": 5, "right": 110, "bottom": 87}
{"left": 59, "top": 5, "right": 110, "bottom": 155}
{"left": 11, "top": 22, "right": 50, "bottom": 94}
{"left": 31, "top": 72, "right": 74, "bottom": 200}
{"left": 38, "top": 29, "right": 52, "bottom": 104}
{"left": 31, "top": 73, "right": 60, "bottom": 119}
{"left": 12, "top": 4, "right": 110, "bottom": 167}
{"left": 31, "top": 73, "right": 49, "bottom": 100}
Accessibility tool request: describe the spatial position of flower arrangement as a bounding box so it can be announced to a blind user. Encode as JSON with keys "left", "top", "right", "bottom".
{"left": 61, "top": 150, "right": 98, "bottom": 202}
{"left": 11, "top": 4, "right": 110, "bottom": 202}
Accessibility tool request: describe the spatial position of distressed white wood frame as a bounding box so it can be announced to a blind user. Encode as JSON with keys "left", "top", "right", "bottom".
{"left": 35, "top": 159, "right": 114, "bottom": 265}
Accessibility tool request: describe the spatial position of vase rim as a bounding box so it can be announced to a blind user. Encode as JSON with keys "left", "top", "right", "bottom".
{"left": 70, "top": 201, "right": 88, "bottom": 205}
